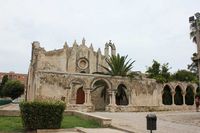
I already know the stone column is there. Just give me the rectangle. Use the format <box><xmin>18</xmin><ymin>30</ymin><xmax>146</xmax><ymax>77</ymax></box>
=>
<box><xmin>128</xmin><ymin>93</ymin><xmax>132</xmax><ymax>105</ymax></box>
<box><xmin>172</xmin><ymin>91</ymin><xmax>175</xmax><ymax>105</ymax></box>
<box><xmin>108</xmin><ymin>91</ymin><xmax>112</xmax><ymax>105</ymax></box>
<box><xmin>111</xmin><ymin>91</ymin><xmax>116</xmax><ymax>105</ymax></box>
<box><xmin>108</xmin><ymin>90</ymin><xmax>116</xmax><ymax>106</ymax></box>
<box><xmin>106</xmin><ymin>90</ymin><xmax>116</xmax><ymax>112</ymax></box>
<box><xmin>182</xmin><ymin>92</ymin><xmax>186</xmax><ymax>105</ymax></box>
<box><xmin>65</xmin><ymin>86</ymin><xmax>70</xmax><ymax>105</ymax></box>
<box><xmin>84</xmin><ymin>88</ymin><xmax>92</xmax><ymax>105</ymax></box>
<box><xmin>127</xmin><ymin>90</ymin><xmax>132</xmax><ymax>105</ymax></box>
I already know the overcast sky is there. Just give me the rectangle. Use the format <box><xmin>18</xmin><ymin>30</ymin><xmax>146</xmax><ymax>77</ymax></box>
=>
<box><xmin>0</xmin><ymin>0</ymin><xmax>199</xmax><ymax>74</ymax></box>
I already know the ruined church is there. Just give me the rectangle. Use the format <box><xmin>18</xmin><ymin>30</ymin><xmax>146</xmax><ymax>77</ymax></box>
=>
<box><xmin>26</xmin><ymin>39</ymin><xmax>197</xmax><ymax>112</ymax></box>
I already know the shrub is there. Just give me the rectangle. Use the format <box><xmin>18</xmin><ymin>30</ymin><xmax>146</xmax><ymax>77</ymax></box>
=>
<box><xmin>2</xmin><ymin>80</ymin><xmax>24</xmax><ymax>100</ymax></box>
<box><xmin>19</xmin><ymin>100</ymin><xmax>66</xmax><ymax>130</ymax></box>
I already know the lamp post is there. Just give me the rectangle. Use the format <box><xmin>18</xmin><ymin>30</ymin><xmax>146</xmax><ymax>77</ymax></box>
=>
<box><xmin>189</xmin><ymin>12</ymin><xmax>200</xmax><ymax>89</ymax></box>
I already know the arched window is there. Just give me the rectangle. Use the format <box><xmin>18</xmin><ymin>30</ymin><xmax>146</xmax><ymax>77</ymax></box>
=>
<box><xmin>185</xmin><ymin>86</ymin><xmax>194</xmax><ymax>105</ymax></box>
<box><xmin>162</xmin><ymin>85</ymin><xmax>172</xmax><ymax>105</ymax></box>
<box><xmin>116</xmin><ymin>84</ymin><xmax>128</xmax><ymax>105</ymax></box>
<box><xmin>174</xmin><ymin>86</ymin><xmax>183</xmax><ymax>105</ymax></box>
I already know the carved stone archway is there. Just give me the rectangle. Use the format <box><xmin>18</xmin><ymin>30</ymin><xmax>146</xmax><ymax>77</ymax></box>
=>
<box><xmin>90</xmin><ymin>78</ymin><xmax>112</xmax><ymax>111</ymax></box>
<box><xmin>116</xmin><ymin>84</ymin><xmax>129</xmax><ymax>105</ymax></box>
<box><xmin>162</xmin><ymin>84</ymin><xmax>172</xmax><ymax>105</ymax></box>
<box><xmin>174</xmin><ymin>85</ymin><xmax>183</xmax><ymax>105</ymax></box>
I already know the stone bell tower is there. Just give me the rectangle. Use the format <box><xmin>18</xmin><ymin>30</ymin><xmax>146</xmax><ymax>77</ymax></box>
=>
<box><xmin>104</xmin><ymin>40</ymin><xmax>116</xmax><ymax>58</ymax></box>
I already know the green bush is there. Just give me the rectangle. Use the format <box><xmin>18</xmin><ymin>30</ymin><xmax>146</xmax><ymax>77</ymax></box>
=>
<box><xmin>2</xmin><ymin>80</ymin><xmax>24</xmax><ymax>100</ymax></box>
<box><xmin>19</xmin><ymin>100</ymin><xmax>66</xmax><ymax>130</ymax></box>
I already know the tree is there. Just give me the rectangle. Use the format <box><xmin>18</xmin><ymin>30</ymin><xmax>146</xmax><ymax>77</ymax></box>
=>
<box><xmin>188</xmin><ymin>53</ymin><xmax>198</xmax><ymax>74</ymax></box>
<box><xmin>94</xmin><ymin>54</ymin><xmax>135</xmax><ymax>102</ymax></box>
<box><xmin>2</xmin><ymin>80</ymin><xmax>24</xmax><ymax>100</ymax></box>
<box><xmin>146</xmin><ymin>60</ymin><xmax>160</xmax><ymax>78</ymax></box>
<box><xmin>0</xmin><ymin>75</ymin><xmax>8</xmax><ymax>97</ymax></box>
<box><xmin>172</xmin><ymin>69</ymin><xmax>198</xmax><ymax>83</ymax></box>
<box><xmin>161</xmin><ymin>63</ymin><xmax>171</xmax><ymax>79</ymax></box>
<box><xmin>101</xmin><ymin>54</ymin><xmax>135</xmax><ymax>77</ymax></box>
<box><xmin>146</xmin><ymin>60</ymin><xmax>171</xmax><ymax>83</ymax></box>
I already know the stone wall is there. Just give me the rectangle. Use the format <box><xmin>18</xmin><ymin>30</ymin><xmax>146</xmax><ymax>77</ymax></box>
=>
<box><xmin>26</xmin><ymin>40</ymin><xmax>198</xmax><ymax>112</ymax></box>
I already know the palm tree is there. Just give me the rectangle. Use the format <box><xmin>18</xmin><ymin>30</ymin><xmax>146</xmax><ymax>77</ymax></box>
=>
<box><xmin>190</xmin><ymin>14</ymin><xmax>200</xmax><ymax>89</ymax></box>
<box><xmin>101</xmin><ymin>53</ymin><xmax>135</xmax><ymax>77</ymax></box>
<box><xmin>93</xmin><ymin>54</ymin><xmax>135</xmax><ymax>103</ymax></box>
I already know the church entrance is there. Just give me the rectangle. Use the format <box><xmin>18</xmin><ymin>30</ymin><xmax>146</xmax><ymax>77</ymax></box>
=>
<box><xmin>76</xmin><ymin>87</ymin><xmax>85</xmax><ymax>104</ymax></box>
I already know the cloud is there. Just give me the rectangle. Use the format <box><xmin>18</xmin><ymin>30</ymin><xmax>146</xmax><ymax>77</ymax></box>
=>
<box><xmin>0</xmin><ymin>0</ymin><xmax>199</xmax><ymax>73</ymax></box>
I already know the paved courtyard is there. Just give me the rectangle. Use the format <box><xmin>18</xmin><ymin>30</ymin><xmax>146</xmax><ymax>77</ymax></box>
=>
<box><xmin>91</xmin><ymin>111</ymin><xmax>200</xmax><ymax>133</ymax></box>
<box><xmin>1</xmin><ymin>104</ymin><xmax>200</xmax><ymax>133</ymax></box>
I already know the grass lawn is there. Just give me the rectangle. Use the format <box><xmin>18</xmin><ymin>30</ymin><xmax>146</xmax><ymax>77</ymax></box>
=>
<box><xmin>0</xmin><ymin>115</ymin><xmax>100</xmax><ymax>132</ymax></box>
<box><xmin>0</xmin><ymin>116</ymin><xmax>23</xmax><ymax>132</ymax></box>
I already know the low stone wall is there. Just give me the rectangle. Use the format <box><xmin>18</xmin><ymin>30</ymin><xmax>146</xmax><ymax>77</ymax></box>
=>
<box><xmin>106</xmin><ymin>105</ymin><xmax>196</xmax><ymax>112</ymax></box>
<box><xmin>0</xmin><ymin>110</ymin><xmax>20</xmax><ymax>116</ymax></box>
<box><xmin>66</xmin><ymin>104</ymin><xmax>94</xmax><ymax>112</ymax></box>
<box><xmin>0</xmin><ymin>103</ymin><xmax>20</xmax><ymax>116</ymax></box>
<box><xmin>64</xmin><ymin>110</ymin><xmax>111</xmax><ymax>127</ymax></box>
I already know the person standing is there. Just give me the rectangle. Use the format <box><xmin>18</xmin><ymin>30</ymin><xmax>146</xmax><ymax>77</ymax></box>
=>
<box><xmin>195</xmin><ymin>96</ymin><xmax>200</xmax><ymax>112</ymax></box>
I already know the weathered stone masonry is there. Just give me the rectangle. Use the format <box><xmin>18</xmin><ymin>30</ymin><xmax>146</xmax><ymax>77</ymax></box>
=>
<box><xmin>26</xmin><ymin>39</ymin><xmax>197</xmax><ymax>112</ymax></box>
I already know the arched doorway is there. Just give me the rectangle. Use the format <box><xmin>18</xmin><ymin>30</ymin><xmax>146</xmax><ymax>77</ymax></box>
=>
<box><xmin>69</xmin><ymin>78</ymin><xmax>85</xmax><ymax>104</ymax></box>
<box><xmin>185</xmin><ymin>86</ymin><xmax>194</xmax><ymax>105</ymax></box>
<box><xmin>174</xmin><ymin>86</ymin><xmax>183</xmax><ymax>105</ymax></box>
<box><xmin>76</xmin><ymin>87</ymin><xmax>85</xmax><ymax>104</ymax></box>
<box><xmin>116</xmin><ymin>84</ymin><xmax>128</xmax><ymax>105</ymax></box>
<box><xmin>91</xmin><ymin>79</ymin><xmax>110</xmax><ymax>111</ymax></box>
<box><xmin>162</xmin><ymin>85</ymin><xmax>172</xmax><ymax>105</ymax></box>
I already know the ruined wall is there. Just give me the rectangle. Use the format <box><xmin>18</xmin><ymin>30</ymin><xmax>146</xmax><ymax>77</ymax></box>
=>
<box><xmin>27</xmin><ymin>39</ymin><xmax>108</xmax><ymax>101</ymax></box>
<box><xmin>131</xmin><ymin>79</ymin><xmax>163</xmax><ymax>106</ymax></box>
<box><xmin>27</xmin><ymin>40</ymin><xmax>197</xmax><ymax>112</ymax></box>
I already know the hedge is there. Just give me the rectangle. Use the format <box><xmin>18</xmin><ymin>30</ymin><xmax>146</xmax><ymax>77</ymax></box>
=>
<box><xmin>19</xmin><ymin>100</ymin><xmax>66</xmax><ymax>130</ymax></box>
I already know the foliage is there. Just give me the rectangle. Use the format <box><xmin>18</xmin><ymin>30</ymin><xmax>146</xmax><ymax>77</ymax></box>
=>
<box><xmin>19</xmin><ymin>100</ymin><xmax>66</xmax><ymax>130</ymax></box>
<box><xmin>146</xmin><ymin>60</ymin><xmax>198</xmax><ymax>83</ymax></box>
<box><xmin>94</xmin><ymin>54</ymin><xmax>135</xmax><ymax>102</ymax></box>
<box><xmin>101</xmin><ymin>54</ymin><xmax>135</xmax><ymax>77</ymax></box>
<box><xmin>0</xmin><ymin>75</ymin><xmax>8</xmax><ymax>97</ymax></box>
<box><xmin>161</xmin><ymin>63</ymin><xmax>171</xmax><ymax>80</ymax></box>
<box><xmin>146</xmin><ymin>60</ymin><xmax>161</xmax><ymax>78</ymax></box>
<box><xmin>2</xmin><ymin>80</ymin><xmax>24</xmax><ymax>100</ymax></box>
<box><xmin>146</xmin><ymin>60</ymin><xmax>171</xmax><ymax>83</ymax></box>
<box><xmin>172</xmin><ymin>70</ymin><xmax>198</xmax><ymax>83</ymax></box>
<box><xmin>188</xmin><ymin>53</ymin><xmax>198</xmax><ymax>74</ymax></box>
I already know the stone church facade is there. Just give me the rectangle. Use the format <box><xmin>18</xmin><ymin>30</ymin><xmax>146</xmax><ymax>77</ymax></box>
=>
<box><xmin>26</xmin><ymin>39</ymin><xmax>198</xmax><ymax>112</ymax></box>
